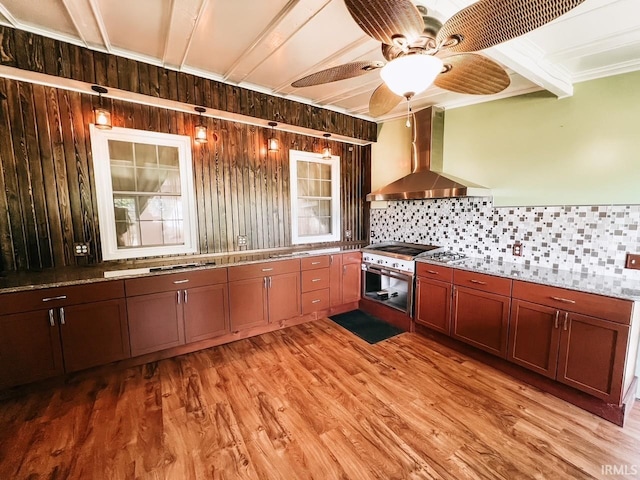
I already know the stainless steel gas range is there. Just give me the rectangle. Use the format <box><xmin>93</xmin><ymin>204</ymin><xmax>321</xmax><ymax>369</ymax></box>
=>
<box><xmin>361</xmin><ymin>242</ymin><xmax>469</xmax><ymax>316</ymax></box>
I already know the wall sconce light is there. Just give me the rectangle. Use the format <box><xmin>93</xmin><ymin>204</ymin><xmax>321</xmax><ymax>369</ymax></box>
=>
<box><xmin>194</xmin><ymin>107</ymin><xmax>207</xmax><ymax>144</ymax></box>
<box><xmin>322</xmin><ymin>133</ymin><xmax>332</xmax><ymax>159</ymax></box>
<box><xmin>267</xmin><ymin>122</ymin><xmax>279</xmax><ymax>152</ymax></box>
<box><xmin>91</xmin><ymin>85</ymin><xmax>111</xmax><ymax>129</ymax></box>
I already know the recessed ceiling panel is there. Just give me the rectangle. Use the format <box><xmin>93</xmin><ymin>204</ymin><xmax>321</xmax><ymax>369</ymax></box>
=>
<box><xmin>185</xmin><ymin>0</ymin><xmax>292</xmax><ymax>75</ymax></box>
<box><xmin>96</xmin><ymin>0</ymin><xmax>171</xmax><ymax>59</ymax></box>
<box><xmin>1</xmin><ymin>0</ymin><xmax>77</xmax><ymax>37</ymax></box>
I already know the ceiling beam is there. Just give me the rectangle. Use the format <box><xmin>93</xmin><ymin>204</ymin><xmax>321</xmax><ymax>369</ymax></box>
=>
<box><xmin>61</xmin><ymin>0</ymin><xmax>106</xmax><ymax>48</ymax></box>
<box><xmin>162</xmin><ymin>0</ymin><xmax>208</xmax><ymax>69</ymax></box>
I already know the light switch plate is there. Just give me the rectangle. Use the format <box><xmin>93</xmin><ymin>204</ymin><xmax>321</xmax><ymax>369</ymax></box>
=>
<box><xmin>625</xmin><ymin>253</ymin><xmax>640</xmax><ymax>270</ymax></box>
<box><xmin>73</xmin><ymin>243</ymin><xmax>89</xmax><ymax>256</ymax></box>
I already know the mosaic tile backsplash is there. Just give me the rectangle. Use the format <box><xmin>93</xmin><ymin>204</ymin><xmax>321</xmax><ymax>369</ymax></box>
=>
<box><xmin>370</xmin><ymin>198</ymin><xmax>640</xmax><ymax>278</ymax></box>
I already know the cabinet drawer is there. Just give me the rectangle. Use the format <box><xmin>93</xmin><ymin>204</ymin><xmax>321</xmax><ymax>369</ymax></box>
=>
<box><xmin>416</xmin><ymin>262</ymin><xmax>453</xmax><ymax>282</ymax></box>
<box><xmin>512</xmin><ymin>280</ymin><xmax>633</xmax><ymax>325</ymax></box>
<box><xmin>302</xmin><ymin>289</ymin><xmax>330</xmax><ymax>314</ymax></box>
<box><xmin>301</xmin><ymin>255</ymin><xmax>330</xmax><ymax>270</ymax></box>
<box><xmin>454</xmin><ymin>270</ymin><xmax>512</xmax><ymax>297</ymax></box>
<box><xmin>342</xmin><ymin>252</ymin><xmax>362</xmax><ymax>265</ymax></box>
<box><xmin>125</xmin><ymin>268</ymin><xmax>228</xmax><ymax>297</ymax></box>
<box><xmin>0</xmin><ymin>281</ymin><xmax>125</xmax><ymax>316</ymax></box>
<box><xmin>228</xmin><ymin>259</ymin><xmax>300</xmax><ymax>281</ymax></box>
<box><xmin>301</xmin><ymin>268</ymin><xmax>330</xmax><ymax>292</ymax></box>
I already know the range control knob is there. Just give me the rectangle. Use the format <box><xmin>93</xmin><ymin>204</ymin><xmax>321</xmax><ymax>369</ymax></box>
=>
<box><xmin>392</xmin><ymin>263</ymin><xmax>399</xmax><ymax>268</ymax></box>
<box><xmin>377</xmin><ymin>259</ymin><xmax>384</xmax><ymax>264</ymax></box>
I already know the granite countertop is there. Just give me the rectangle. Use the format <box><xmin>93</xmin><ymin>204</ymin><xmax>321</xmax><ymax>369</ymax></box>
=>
<box><xmin>417</xmin><ymin>257</ymin><xmax>640</xmax><ymax>302</ymax></box>
<box><xmin>0</xmin><ymin>243</ymin><xmax>365</xmax><ymax>294</ymax></box>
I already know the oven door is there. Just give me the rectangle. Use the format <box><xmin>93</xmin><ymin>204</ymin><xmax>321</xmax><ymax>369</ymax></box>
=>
<box><xmin>362</xmin><ymin>263</ymin><xmax>414</xmax><ymax>316</ymax></box>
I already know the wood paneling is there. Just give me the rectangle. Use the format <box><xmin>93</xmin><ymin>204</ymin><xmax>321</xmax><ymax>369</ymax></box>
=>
<box><xmin>0</xmin><ymin>77</ymin><xmax>371</xmax><ymax>271</ymax></box>
<box><xmin>0</xmin><ymin>26</ymin><xmax>376</xmax><ymax>142</ymax></box>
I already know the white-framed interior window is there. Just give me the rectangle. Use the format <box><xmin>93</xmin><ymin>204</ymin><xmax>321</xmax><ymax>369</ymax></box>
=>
<box><xmin>290</xmin><ymin>149</ymin><xmax>341</xmax><ymax>244</ymax></box>
<box><xmin>90</xmin><ymin>125</ymin><xmax>198</xmax><ymax>260</ymax></box>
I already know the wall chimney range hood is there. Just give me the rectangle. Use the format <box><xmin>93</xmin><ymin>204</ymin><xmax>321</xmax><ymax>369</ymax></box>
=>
<box><xmin>366</xmin><ymin>107</ymin><xmax>490</xmax><ymax>201</ymax></box>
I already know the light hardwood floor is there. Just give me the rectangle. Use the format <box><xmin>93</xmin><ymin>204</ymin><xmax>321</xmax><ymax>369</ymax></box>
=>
<box><xmin>1</xmin><ymin>317</ymin><xmax>640</xmax><ymax>479</ymax></box>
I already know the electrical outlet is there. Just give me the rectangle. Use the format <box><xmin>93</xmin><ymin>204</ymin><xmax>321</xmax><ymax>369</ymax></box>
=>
<box><xmin>345</xmin><ymin>230</ymin><xmax>352</xmax><ymax>240</ymax></box>
<box><xmin>237</xmin><ymin>235</ymin><xmax>248</xmax><ymax>246</ymax></box>
<box><xmin>625</xmin><ymin>253</ymin><xmax>640</xmax><ymax>270</ymax></box>
<box><xmin>74</xmin><ymin>243</ymin><xmax>89</xmax><ymax>257</ymax></box>
<box><xmin>512</xmin><ymin>241</ymin><xmax>523</xmax><ymax>257</ymax></box>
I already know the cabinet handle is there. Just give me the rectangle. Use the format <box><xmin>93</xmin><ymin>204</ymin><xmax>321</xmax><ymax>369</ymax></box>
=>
<box><xmin>262</xmin><ymin>268</ymin><xmax>274</xmax><ymax>272</ymax></box>
<box><xmin>312</xmin><ymin>299</ymin><xmax>321</xmax><ymax>304</ymax></box>
<box><xmin>426</xmin><ymin>270</ymin><xmax>439</xmax><ymax>275</ymax></box>
<box><xmin>177</xmin><ymin>290</ymin><xmax>181</xmax><ymax>304</ymax></box>
<box><xmin>343</xmin><ymin>265</ymin><xmax>346</xmax><ymax>273</ymax></box>
<box><xmin>184</xmin><ymin>289</ymin><xmax>188</xmax><ymax>303</ymax></box>
<box><xmin>554</xmin><ymin>310</ymin><xmax>560</xmax><ymax>329</ymax></box>
<box><xmin>173</xmin><ymin>279</ymin><xmax>189</xmax><ymax>284</ymax></box>
<box><xmin>469</xmin><ymin>279</ymin><xmax>487</xmax><ymax>285</ymax></box>
<box><xmin>268</xmin><ymin>277</ymin><xmax>272</xmax><ymax>288</ymax></box>
<box><xmin>330</xmin><ymin>255</ymin><xmax>333</xmax><ymax>265</ymax></box>
<box><xmin>59</xmin><ymin>307</ymin><xmax>65</xmax><ymax>325</ymax></box>
<box><xmin>48</xmin><ymin>309</ymin><xmax>55</xmax><ymax>327</ymax></box>
<box><xmin>550</xmin><ymin>296</ymin><xmax>576</xmax><ymax>304</ymax></box>
<box><xmin>42</xmin><ymin>295</ymin><xmax>67</xmax><ymax>302</ymax></box>
<box><xmin>563</xmin><ymin>312</ymin><xmax>569</xmax><ymax>331</ymax></box>
<box><xmin>311</xmin><ymin>261</ymin><xmax>321</xmax><ymax>265</ymax></box>
<box><xmin>312</xmin><ymin>278</ymin><xmax>321</xmax><ymax>282</ymax></box>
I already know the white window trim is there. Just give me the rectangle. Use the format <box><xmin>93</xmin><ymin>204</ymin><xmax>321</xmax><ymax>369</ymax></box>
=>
<box><xmin>90</xmin><ymin>125</ymin><xmax>198</xmax><ymax>260</ymax></box>
<box><xmin>290</xmin><ymin>149</ymin><xmax>341</xmax><ymax>245</ymax></box>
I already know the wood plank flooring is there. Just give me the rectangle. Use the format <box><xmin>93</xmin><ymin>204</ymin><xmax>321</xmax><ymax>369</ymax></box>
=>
<box><xmin>2</xmin><ymin>318</ymin><xmax>640</xmax><ymax>479</ymax></box>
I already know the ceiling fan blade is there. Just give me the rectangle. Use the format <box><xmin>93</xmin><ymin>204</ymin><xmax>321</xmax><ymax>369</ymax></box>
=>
<box><xmin>436</xmin><ymin>0</ymin><xmax>586</xmax><ymax>53</ymax></box>
<box><xmin>435</xmin><ymin>53</ymin><xmax>510</xmax><ymax>95</ymax></box>
<box><xmin>369</xmin><ymin>83</ymin><xmax>403</xmax><ymax>117</ymax></box>
<box><xmin>291</xmin><ymin>61</ymin><xmax>384</xmax><ymax>88</ymax></box>
<box><xmin>345</xmin><ymin>0</ymin><xmax>424</xmax><ymax>46</ymax></box>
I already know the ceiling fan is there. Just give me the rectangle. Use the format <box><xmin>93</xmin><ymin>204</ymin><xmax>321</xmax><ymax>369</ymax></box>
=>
<box><xmin>290</xmin><ymin>0</ymin><xmax>586</xmax><ymax>118</ymax></box>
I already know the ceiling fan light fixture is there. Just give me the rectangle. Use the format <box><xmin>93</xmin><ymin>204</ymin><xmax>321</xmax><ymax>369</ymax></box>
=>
<box><xmin>380</xmin><ymin>54</ymin><xmax>443</xmax><ymax>98</ymax></box>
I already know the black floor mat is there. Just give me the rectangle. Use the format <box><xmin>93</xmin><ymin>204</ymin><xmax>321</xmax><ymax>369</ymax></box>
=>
<box><xmin>329</xmin><ymin>310</ymin><xmax>404</xmax><ymax>344</ymax></box>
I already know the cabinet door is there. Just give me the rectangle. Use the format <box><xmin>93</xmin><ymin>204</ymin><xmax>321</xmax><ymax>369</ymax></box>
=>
<box><xmin>342</xmin><ymin>263</ymin><xmax>361</xmax><ymax>304</ymax></box>
<box><xmin>415</xmin><ymin>277</ymin><xmax>452</xmax><ymax>335</ymax></box>
<box><xmin>557</xmin><ymin>312</ymin><xmax>629</xmax><ymax>403</ymax></box>
<box><xmin>184</xmin><ymin>283</ymin><xmax>230</xmax><ymax>343</ymax></box>
<box><xmin>268</xmin><ymin>272</ymin><xmax>301</xmax><ymax>323</ymax></box>
<box><xmin>0</xmin><ymin>310</ymin><xmax>64</xmax><ymax>387</ymax></box>
<box><xmin>60</xmin><ymin>299</ymin><xmax>130</xmax><ymax>372</ymax></box>
<box><xmin>127</xmin><ymin>291</ymin><xmax>185</xmax><ymax>356</ymax></box>
<box><xmin>229</xmin><ymin>278</ymin><xmax>268</xmax><ymax>331</ymax></box>
<box><xmin>452</xmin><ymin>286</ymin><xmax>511</xmax><ymax>358</ymax></box>
<box><xmin>329</xmin><ymin>254</ymin><xmax>343</xmax><ymax>307</ymax></box>
<box><xmin>507</xmin><ymin>300</ymin><xmax>561</xmax><ymax>379</ymax></box>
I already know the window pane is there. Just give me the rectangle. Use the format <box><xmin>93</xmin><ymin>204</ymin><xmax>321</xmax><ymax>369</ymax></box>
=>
<box><xmin>113</xmin><ymin>196</ymin><xmax>140</xmax><ymax>247</ymax></box>
<box><xmin>297</xmin><ymin>179</ymin><xmax>308</xmax><ymax>196</ymax></box>
<box><xmin>308</xmin><ymin>179</ymin><xmax>322</xmax><ymax>197</ymax></box>
<box><xmin>140</xmin><ymin>221</ymin><xmax>164</xmax><ymax>246</ymax></box>
<box><xmin>319</xmin><ymin>200</ymin><xmax>331</xmax><ymax>216</ymax></box>
<box><xmin>108</xmin><ymin>140</ymin><xmax>134</xmax><ymax>165</ymax></box>
<box><xmin>163</xmin><ymin>220</ymin><xmax>183</xmax><ymax>244</ymax></box>
<box><xmin>309</xmin><ymin>162</ymin><xmax>321</xmax><ymax>180</ymax></box>
<box><xmin>135</xmin><ymin>143</ymin><xmax>157</xmax><ymax>166</ymax></box>
<box><xmin>159</xmin><ymin>169</ymin><xmax>181</xmax><ymax>194</ymax></box>
<box><xmin>320</xmin><ymin>164</ymin><xmax>331</xmax><ymax>180</ymax></box>
<box><xmin>161</xmin><ymin>197</ymin><xmax>182</xmax><ymax>221</ymax></box>
<box><xmin>321</xmin><ymin>180</ymin><xmax>331</xmax><ymax>197</ymax></box>
<box><xmin>136</xmin><ymin>167</ymin><xmax>160</xmax><ymax>192</ymax></box>
<box><xmin>318</xmin><ymin>217</ymin><xmax>331</xmax><ymax>235</ymax></box>
<box><xmin>111</xmin><ymin>166</ymin><xmax>135</xmax><ymax>191</ymax></box>
<box><xmin>138</xmin><ymin>196</ymin><xmax>162</xmax><ymax>221</ymax></box>
<box><xmin>298</xmin><ymin>161</ymin><xmax>309</xmax><ymax>179</ymax></box>
<box><xmin>158</xmin><ymin>146</ymin><xmax>179</xmax><ymax>167</ymax></box>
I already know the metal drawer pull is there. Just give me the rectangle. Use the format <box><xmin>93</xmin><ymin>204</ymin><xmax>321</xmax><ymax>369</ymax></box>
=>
<box><xmin>469</xmin><ymin>279</ymin><xmax>487</xmax><ymax>285</ymax></box>
<box><xmin>173</xmin><ymin>279</ymin><xmax>189</xmax><ymax>284</ymax></box>
<box><xmin>184</xmin><ymin>290</ymin><xmax>188</xmax><ymax>303</ymax></box>
<box><xmin>563</xmin><ymin>312</ymin><xmax>569</xmax><ymax>330</ymax></box>
<box><xmin>48</xmin><ymin>309</ymin><xmax>55</xmax><ymax>327</ymax></box>
<box><xmin>312</xmin><ymin>278</ymin><xmax>321</xmax><ymax>282</ymax></box>
<box><xmin>550</xmin><ymin>296</ymin><xmax>576</xmax><ymax>304</ymax></box>
<box><xmin>262</xmin><ymin>268</ymin><xmax>274</xmax><ymax>272</ymax></box>
<box><xmin>426</xmin><ymin>270</ymin><xmax>439</xmax><ymax>275</ymax></box>
<box><xmin>59</xmin><ymin>307</ymin><xmax>65</xmax><ymax>325</ymax></box>
<box><xmin>42</xmin><ymin>295</ymin><xmax>67</xmax><ymax>302</ymax></box>
<box><xmin>312</xmin><ymin>299</ymin><xmax>321</xmax><ymax>304</ymax></box>
<box><xmin>311</xmin><ymin>261</ymin><xmax>321</xmax><ymax>265</ymax></box>
<box><xmin>177</xmin><ymin>291</ymin><xmax>181</xmax><ymax>304</ymax></box>
<box><xmin>268</xmin><ymin>277</ymin><xmax>272</xmax><ymax>288</ymax></box>
<box><xmin>554</xmin><ymin>310</ymin><xmax>560</xmax><ymax>329</ymax></box>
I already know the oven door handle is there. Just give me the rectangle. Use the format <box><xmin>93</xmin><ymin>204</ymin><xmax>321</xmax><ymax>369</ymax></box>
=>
<box><xmin>364</xmin><ymin>264</ymin><xmax>411</xmax><ymax>280</ymax></box>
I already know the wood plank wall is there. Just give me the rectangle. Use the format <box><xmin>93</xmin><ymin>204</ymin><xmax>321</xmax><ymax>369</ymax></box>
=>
<box><xmin>0</xmin><ymin>26</ymin><xmax>377</xmax><ymax>143</ymax></box>
<box><xmin>0</xmin><ymin>78</ymin><xmax>371</xmax><ymax>272</ymax></box>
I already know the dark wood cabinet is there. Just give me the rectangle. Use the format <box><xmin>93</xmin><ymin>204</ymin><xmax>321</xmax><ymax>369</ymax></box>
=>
<box><xmin>451</xmin><ymin>271</ymin><xmax>512</xmax><ymax>358</ymax></box>
<box><xmin>328</xmin><ymin>252</ymin><xmax>361</xmax><ymax>307</ymax></box>
<box><xmin>0</xmin><ymin>281</ymin><xmax>129</xmax><ymax>387</ymax></box>
<box><xmin>228</xmin><ymin>260</ymin><xmax>300</xmax><ymax>331</ymax></box>
<box><xmin>126</xmin><ymin>269</ymin><xmax>229</xmax><ymax>356</ymax></box>
<box><xmin>509</xmin><ymin>281</ymin><xmax>633</xmax><ymax>404</ymax></box>
<box><xmin>329</xmin><ymin>254</ymin><xmax>343</xmax><ymax>307</ymax></box>
<box><xmin>415</xmin><ymin>277</ymin><xmax>452</xmax><ymax>335</ymax></box>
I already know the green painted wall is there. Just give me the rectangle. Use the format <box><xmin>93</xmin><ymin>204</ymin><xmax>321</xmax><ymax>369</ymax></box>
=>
<box><xmin>443</xmin><ymin>71</ymin><xmax>640</xmax><ymax>206</ymax></box>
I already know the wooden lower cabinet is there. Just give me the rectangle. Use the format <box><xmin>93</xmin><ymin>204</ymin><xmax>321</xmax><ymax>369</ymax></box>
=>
<box><xmin>228</xmin><ymin>277</ymin><xmax>269</xmax><ymax>331</ymax></box>
<box><xmin>452</xmin><ymin>286</ymin><xmax>511</xmax><ymax>358</ymax></box>
<box><xmin>415</xmin><ymin>277</ymin><xmax>452</xmax><ymax>335</ymax></box>
<box><xmin>342</xmin><ymin>262</ymin><xmax>361</xmax><ymax>304</ymax></box>
<box><xmin>269</xmin><ymin>272</ymin><xmax>301</xmax><ymax>322</ymax></box>
<box><xmin>184</xmin><ymin>283</ymin><xmax>230</xmax><ymax>343</ymax></box>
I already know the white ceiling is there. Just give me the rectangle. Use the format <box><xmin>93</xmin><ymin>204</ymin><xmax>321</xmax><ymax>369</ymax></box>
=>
<box><xmin>0</xmin><ymin>0</ymin><xmax>638</xmax><ymax>122</ymax></box>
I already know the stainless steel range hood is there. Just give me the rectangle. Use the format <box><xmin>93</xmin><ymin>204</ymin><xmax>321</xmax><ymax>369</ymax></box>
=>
<box><xmin>366</xmin><ymin>107</ymin><xmax>490</xmax><ymax>201</ymax></box>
